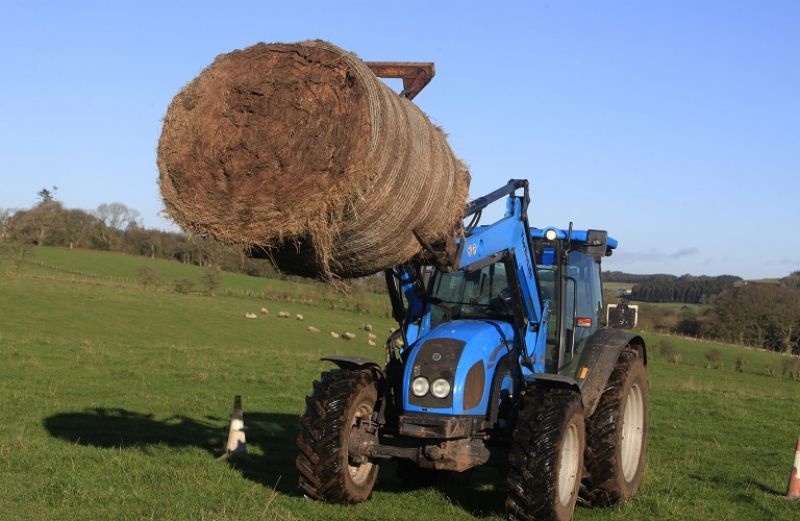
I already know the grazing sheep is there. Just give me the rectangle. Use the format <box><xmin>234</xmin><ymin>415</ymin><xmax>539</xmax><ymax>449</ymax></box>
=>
<box><xmin>278</xmin><ymin>311</ymin><xmax>290</xmax><ymax>318</ymax></box>
<box><xmin>330</xmin><ymin>331</ymin><xmax>340</xmax><ymax>338</ymax></box>
<box><xmin>295</xmin><ymin>314</ymin><xmax>304</xmax><ymax>321</ymax></box>
<box><xmin>244</xmin><ymin>312</ymin><xmax>258</xmax><ymax>319</ymax></box>
<box><xmin>368</xmin><ymin>333</ymin><xmax>377</xmax><ymax>340</ymax></box>
<box><xmin>362</xmin><ymin>323</ymin><xmax>373</xmax><ymax>332</ymax></box>
<box><xmin>368</xmin><ymin>339</ymin><xmax>377</xmax><ymax>347</ymax></box>
<box><xmin>389</xmin><ymin>327</ymin><xmax>397</xmax><ymax>334</ymax></box>
<box><xmin>260</xmin><ymin>307</ymin><xmax>269</xmax><ymax>315</ymax></box>
<box><xmin>307</xmin><ymin>326</ymin><xmax>320</xmax><ymax>333</ymax></box>
<box><xmin>342</xmin><ymin>332</ymin><xmax>356</xmax><ymax>340</ymax></box>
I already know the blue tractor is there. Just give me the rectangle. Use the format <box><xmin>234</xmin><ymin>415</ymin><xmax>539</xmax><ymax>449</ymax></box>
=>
<box><xmin>296</xmin><ymin>180</ymin><xmax>649</xmax><ymax>521</ymax></box>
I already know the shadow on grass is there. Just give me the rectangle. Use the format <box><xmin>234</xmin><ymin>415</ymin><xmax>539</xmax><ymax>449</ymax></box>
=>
<box><xmin>43</xmin><ymin>408</ymin><xmax>507</xmax><ymax>517</ymax></box>
<box><xmin>43</xmin><ymin>408</ymin><xmax>303</xmax><ymax>497</ymax></box>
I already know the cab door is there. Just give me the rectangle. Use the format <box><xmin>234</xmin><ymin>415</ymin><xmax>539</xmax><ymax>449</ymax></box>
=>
<box><xmin>560</xmin><ymin>250</ymin><xmax>603</xmax><ymax>378</ymax></box>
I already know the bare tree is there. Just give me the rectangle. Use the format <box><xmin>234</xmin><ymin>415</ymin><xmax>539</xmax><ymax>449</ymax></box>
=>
<box><xmin>95</xmin><ymin>203</ymin><xmax>141</xmax><ymax>231</ymax></box>
<box><xmin>0</xmin><ymin>208</ymin><xmax>13</xmax><ymax>241</ymax></box>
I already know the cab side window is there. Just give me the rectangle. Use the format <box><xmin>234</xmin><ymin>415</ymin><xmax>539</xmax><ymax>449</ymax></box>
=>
<box><xmin>561</xmin><ymin>251</ymin><xmax>603</xmax><ymax>376</ymax></box>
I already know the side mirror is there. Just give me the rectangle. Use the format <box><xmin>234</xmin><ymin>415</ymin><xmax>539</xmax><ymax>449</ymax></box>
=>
<box><xmin>582</xmin><ymin>229</ymin><xmax>608</xmax><ymax>257</ymax></box>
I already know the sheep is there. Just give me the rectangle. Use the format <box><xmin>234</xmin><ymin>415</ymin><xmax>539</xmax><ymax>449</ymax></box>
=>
<box><xmin>244</xmin><ymin>312</ymin><xmax>258</xmax><ymax>319</ymax></box>
<box><xmin>295</xmin><ymin>314</ymin><xmax>304</xmax><ymax>321</ymax></box>
<box><xmin>307</xmin><ymin>326</ymin><xmax>320</xmax><ymax>333</ymax></box>
<box><xmin>278</xmin><ymin>311</ymin><xmax>290</xmax><ymax>318</ymax></box>
<box><xmin>342</xmin><ymin>332</ymin><xmax>356</xmax><ymax>340</ymax></box>
<box><xmin>260</xmin><ymin>307</ymin><xmax>269</xmax><ymax>315</ymax></box>
<box><xmin>330</xmin><ymin>331</ymin><xmax>340</xmax><ymax>338</ymax></box>
<box><xmin>368</xmin><ymin>339</ymin><xmax>377</xmax><ymax>347</ymax></box>
<box><xmin>368</xmin><ymin>333</ymin><xmax>377</xmax><ymax>340</ymax></box>
<box><xmin>362</xmin><ymin>323</ymin><xmax>373</xmax><ymax>332</ymax></box>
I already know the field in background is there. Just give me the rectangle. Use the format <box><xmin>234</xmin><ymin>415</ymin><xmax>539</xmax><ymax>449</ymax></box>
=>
<box><xmin>13</xmin><ymin>246</ymin><xmax>387</xmax><ymax>312</ymax></box>
<box><xmin>1</xmin><ymin>247</ymin><xmax>799</xmax><ymax>520</ymax></box>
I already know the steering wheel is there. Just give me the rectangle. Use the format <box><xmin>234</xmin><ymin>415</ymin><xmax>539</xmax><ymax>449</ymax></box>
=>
<box><xmin>489</xmin><ymin>288</ymin><xmax>513</xmax><ymax>314</ymax></box>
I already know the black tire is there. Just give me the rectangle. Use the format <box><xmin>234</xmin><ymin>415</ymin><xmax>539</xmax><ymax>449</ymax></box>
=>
<box><xmin>296</xmin><ymin>369</ymin><xmax>380</xmax><ymax>503</ymax></box>
<box><xmin>583</xmin><ymin>345</ymin><xmax>649</xmax><ymax>506</ymax></box>
<box><xmin>506</xmin><ymin>387</ymin><xmax>585</xmax><ymax>521</ymax></box>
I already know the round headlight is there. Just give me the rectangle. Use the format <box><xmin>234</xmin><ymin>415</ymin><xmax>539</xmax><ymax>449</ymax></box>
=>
<box><xmin>545</xmin><ymin>229</ymin><xmax>558</xmax><ymax>241</ymax></box>
<box><xmin>411</xmin><ymin>377</ymin><xmax>429</xmax><ymax>397</ymax></box>
<box><xmin>431</xmin><ymin>378</ymin><xmax>451</xmax><ymax>398</ymax></box>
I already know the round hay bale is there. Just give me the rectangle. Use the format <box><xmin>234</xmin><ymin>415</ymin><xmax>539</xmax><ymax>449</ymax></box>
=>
<box><xmin>158</xmin><ymin>40</ymin><xmax>469</xmax><ymax>279</ymax></box>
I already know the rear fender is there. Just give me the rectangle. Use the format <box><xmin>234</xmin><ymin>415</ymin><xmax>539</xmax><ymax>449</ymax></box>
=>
<box><xmin>575</xmin><ymin>329</ymin><xmax>646</xmax><ymax>415</ymax></box>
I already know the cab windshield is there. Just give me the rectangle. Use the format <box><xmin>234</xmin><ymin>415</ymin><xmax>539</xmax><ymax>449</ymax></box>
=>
<box><xmin>429</xmin><ymin>261</ymin><xmax>512</xmax><ymax>326</ymax></box>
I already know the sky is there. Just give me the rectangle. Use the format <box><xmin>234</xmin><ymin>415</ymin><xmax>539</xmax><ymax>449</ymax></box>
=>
<box><xmin>1</xmin><ymin>1</ymin><xmax>798</xmax><ymax>279</ymax></box>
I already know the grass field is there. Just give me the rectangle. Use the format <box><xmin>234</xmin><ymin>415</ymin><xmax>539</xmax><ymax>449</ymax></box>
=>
<box><xmin>1</xmin><ymin>247</ymin><xmax>799</xmax><ymax>520</ymax></box>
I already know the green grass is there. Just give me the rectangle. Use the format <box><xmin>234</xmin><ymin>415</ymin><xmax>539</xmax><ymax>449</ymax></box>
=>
<box><xmin>1</xmin><ymin>249</ymin><xmax>799</xmax><ymax>520</ymax></box>
<box><xmin>28</xmin><ymin>245</ymin><xmax>322</xmax><ymax>293</ymax></box>
<box><xmin>13</xmin><ymin>245</ymin><xmax>387</xmax><ymax>312</ymax></box>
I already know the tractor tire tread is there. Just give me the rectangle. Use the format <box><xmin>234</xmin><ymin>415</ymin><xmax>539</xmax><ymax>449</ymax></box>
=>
<box><xmin>506</xmin><ymin>387</ymin><xmax>584</xmax><ymax>521</ymax></box>
<box><xmin>582</xmin><ymin>345</ymin><xmax>649</xmax><ymax>507</ymax></box>
<box><xmin>295</xmin><ymin>369</ymin><xmax>379</xmax><ymax>503</ymax></box>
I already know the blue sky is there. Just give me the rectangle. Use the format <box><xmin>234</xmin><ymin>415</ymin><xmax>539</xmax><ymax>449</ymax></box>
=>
<box><xmin>1</xmin><ymin>1</ymin><xmax>798</xmax><ymax>279</ymax></box>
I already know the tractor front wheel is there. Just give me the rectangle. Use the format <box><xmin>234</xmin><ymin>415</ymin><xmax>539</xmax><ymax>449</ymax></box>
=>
<box><xmin>296</xmin><ymin>369</ymin><xmax>380</xmax><ymax>503</ymax></box>
<box><xmin>583</xmin><ymin>345</ymin><xmax>649</xmax><ymax>506</ymax></box>
<box><xmin>506</xmin><ymin>387</ymin><xmax>585</xmax><ymax>521</ymax></box>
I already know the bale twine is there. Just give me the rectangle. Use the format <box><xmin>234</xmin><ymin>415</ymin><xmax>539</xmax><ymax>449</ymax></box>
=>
<box><xmin>158</xmin><ymin>40</ymin><xmax>470</xmax><ymax>279</ymax></box>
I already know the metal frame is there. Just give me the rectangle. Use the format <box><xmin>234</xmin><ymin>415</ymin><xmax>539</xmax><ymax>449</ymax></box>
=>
<box><xmin>365</xmin><ymin>62</ymin><xmax>435</xmax><ymax>100</ymax></box>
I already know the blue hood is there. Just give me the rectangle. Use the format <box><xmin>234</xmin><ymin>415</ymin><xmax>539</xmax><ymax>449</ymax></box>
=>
<box><xmin>403</xmin><ymin>319</ymin><xmax>516</xmax><ymax>416</ymax></box>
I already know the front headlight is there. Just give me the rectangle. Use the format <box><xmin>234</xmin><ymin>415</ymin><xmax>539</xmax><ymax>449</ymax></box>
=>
<box><xmin>411</xmin><ymin>377</ymin><xmax>430</xmax><ymax>397</ymax></box>
<box><xmin>431</xmin><ymin>378</ymin><xmax>451</xmax><ymax>398</ymax></box>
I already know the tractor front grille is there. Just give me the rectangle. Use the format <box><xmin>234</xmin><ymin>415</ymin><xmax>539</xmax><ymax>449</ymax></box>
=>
<box><xmin>408</xmin><ymin>338</ymin><xmax>465</xmax><ymax>409</ymax></box>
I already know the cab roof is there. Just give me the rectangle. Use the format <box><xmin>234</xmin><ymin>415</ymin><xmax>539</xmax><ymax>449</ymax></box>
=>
<box><xmin>530</xmin><ymin>228</ymin><xmax>618</xmax><ymax>250</ymax></box>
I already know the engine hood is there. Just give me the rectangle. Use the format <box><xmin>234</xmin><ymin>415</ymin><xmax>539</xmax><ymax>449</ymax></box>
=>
<box><xmin>403</xmin><ymin>319</ymin><xmax>516</xmax><ymax>415</ymax></box>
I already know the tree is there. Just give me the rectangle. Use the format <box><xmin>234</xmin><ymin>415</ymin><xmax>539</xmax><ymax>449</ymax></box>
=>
<box><xmin>706</xmin><ymin>284</ymin><xmax>800</xmax><ymax>353</ymax></box>
<box><xmin>780</xmin><ymin>271</ymin><xmax>800</xmax><ymax>293</ymax></box>
<box><xmin>95</xmin><ymin>202</ymin><xmax>141</xmax><ymax>231</ymax></box>
<box><xmin>0</xmin><ymin>208</ymin><xmax>14</xmax><ymax>241</ymax></box>
<box><xmin>6</xmin><ymin>200</ymin><xmax>65</xmax><ymax>245</ymax></box>
<box><xmin>37</xmin><ymin>186</ymin><xmax>58</xmax><ymax>205</ymax></box>
<box><xmin>200</xmin><ymin>266</ymin><xmax>222</xmax><ymax>294</ymax></box>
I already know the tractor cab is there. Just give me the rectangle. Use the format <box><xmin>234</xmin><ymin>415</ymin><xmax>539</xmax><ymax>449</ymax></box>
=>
<box><xmin>530</xmin><ymin>228</ymin><xmax>617</xmax><ymax>378</ymax></box>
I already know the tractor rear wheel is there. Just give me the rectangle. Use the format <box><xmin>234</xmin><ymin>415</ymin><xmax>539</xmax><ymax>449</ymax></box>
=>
<box><xmin>296</xmin><ymin>369</ymin><xmax>380</xmax><ymax>503</ymax></box>
<box><xmin>583</xmin><ymin>345</ymin><xmax>649</xmax><ymax>506</ymax></box>
<box><xmin>506</xmin><ymin>387</ymin><xmax>585</xmax><ymax>521</ymax></box>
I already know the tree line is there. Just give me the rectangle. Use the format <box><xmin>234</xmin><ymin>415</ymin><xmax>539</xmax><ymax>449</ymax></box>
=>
<box><xmin>0</xmin><ymin>195</ymin><xmax>280</xmax><ymax>278</ymax></box>
<box><xmin>604</xmin><ymin>271</ymin><xmax>743</xmax><ymax>304</ymax></box>
<box><xmin>632</xmin><ymin>274</ymin><xmax>800</xmax><ymax>355</ymax></box>
<box><xmin>704</xmin><ymin>282</ymin><xmax>800</xmax><ymax>353</ymax></box>
<box><xmin>629</xmin><ymin>274</ymin><xmax>742</xmax><ymax>304</ymax></box>
<box><xmin>0</xmin><ymin>193</ymin><xmax>388</xmax><ymax>293</ymax></box>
